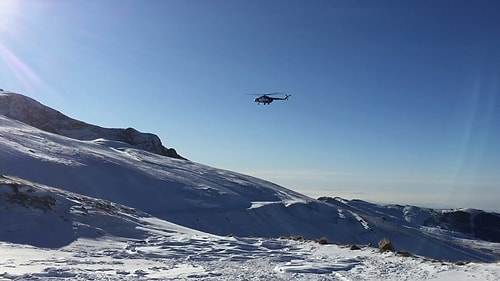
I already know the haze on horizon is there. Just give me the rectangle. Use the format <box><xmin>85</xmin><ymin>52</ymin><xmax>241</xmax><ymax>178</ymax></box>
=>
<box><xmin>0</xmin><ymin>1</ymin><xmax>499</xmax><ymax>211</ymax></box>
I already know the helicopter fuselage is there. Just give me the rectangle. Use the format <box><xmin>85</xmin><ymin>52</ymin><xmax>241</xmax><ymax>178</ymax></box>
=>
<box><xmin>254</xmin><ymin>94</ymin><xmax>289</xmax><ymax>105</ymax></box>
<box><xmin>254</xmin><ymin>96</ymin><xmax>274</xmax><ymax>104</ymax></box>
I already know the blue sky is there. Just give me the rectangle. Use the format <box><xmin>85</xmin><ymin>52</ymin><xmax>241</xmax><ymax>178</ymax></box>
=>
<box><xmin>1</xmin><ymin>1</ymin><xmax>499</xmax><ymax>210</ymax></box>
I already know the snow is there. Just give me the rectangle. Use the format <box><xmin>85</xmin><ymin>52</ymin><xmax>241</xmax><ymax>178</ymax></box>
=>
<box><xmin>1</xmin><ymin>230</ymin><xmax>499</xmax><ymax>280</ymax></box>
<box><xmin>0</xmin><ymin>94</ymin><xmax>499</xmax><ymax>280</ymax></box>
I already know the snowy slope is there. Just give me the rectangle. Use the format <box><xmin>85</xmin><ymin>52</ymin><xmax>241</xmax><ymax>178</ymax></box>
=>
<box><xmin>1</xmin><ymin>176</ymin><xmax>499</xmax><ymax>280</ymax></box>
<box><xmin>1</xmin><ymin>92</ymin><xmax>499</xmax><ymax>265</ymax></box>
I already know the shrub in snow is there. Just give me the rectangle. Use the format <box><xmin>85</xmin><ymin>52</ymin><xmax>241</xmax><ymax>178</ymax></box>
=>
<box><xmin>290</xmin><ymin>235</ymin><xmax>306</xmax><ymax>242</ymax></box>
<box><xmin>378</xmin><ymin>238</ymin><xmax>395</xmax><ymax>252</ymax></box>
<box><xmin>316</xmin><ymin>237</ymin><xmax>329</xmax><ymax>245</ymax></box>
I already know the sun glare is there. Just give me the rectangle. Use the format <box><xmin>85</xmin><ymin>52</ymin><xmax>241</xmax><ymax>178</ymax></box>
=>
<box><xmin>0</xmin><ymin>0</ymin><xmax>20</xmax><ymax>33</ymax></box>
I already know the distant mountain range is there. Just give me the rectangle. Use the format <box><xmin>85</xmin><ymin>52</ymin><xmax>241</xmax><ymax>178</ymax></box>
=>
<box><xmin>0</xmin><ymin>90</ymin><xmax>498</xmax><ymax>263</ymax></box>
<box><xmin>318</xmin><ymin>197</ymin><xmax>500</xmax><ymax>243</ymax></box>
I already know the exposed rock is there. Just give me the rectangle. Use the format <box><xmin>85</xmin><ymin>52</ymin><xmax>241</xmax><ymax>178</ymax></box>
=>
<box><xmin>378</xmin><ymin>238</ymin><xmax>395</xmax><ymax>252</ymax></box>
<box><xmin>0</xmin><ymin>92</ymin><xmax>185</xmax><ymax>160</ymax></box>
<box><xmin>424</xmin><ymin>209</ymin><xmax>500</xmax><ymax>243</ymax></box>
<box><xmin>443</xmin><ymin>211</ymin><xmax>472</xmax><ymax>233</ymax></box>
<box><xmin>350</xmin><ymin>244</ymin><xmax>361</xmax><ymax>250</ymax></box>
<box><xmin>473</xmin><ymin>212</ymin><xmax>500</xmax><ymax>242</ymax></box>
<box><xmin>397</xmin><ymin>251</ymin><xmax>412</xmax><ymax>257</ymax></box>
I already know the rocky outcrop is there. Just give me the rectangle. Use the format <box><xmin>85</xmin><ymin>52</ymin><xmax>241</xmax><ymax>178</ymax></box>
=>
<box><xmin>424</xmin><ymin>210</ymin><xmax>500</xmax><ymax>243</ymax></box>
<box><xmin>0</xmin><ymin>91</ymin><xmax>185</xmax><ymax>160</ymax></box>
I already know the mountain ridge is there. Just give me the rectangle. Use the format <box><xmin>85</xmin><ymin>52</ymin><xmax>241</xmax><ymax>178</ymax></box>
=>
<box><xmin>0</xmin><ymin>91</ymin><xmax>184</xmax><ymax>159</ymax></box>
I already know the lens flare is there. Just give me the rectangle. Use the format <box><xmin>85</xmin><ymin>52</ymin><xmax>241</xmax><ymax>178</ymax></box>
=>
<box><xmin>0</xmin><ymin>0</ymin><xmax>20</xmax><ymax>34</ymax></box>
<box><xmin>0</xmin><ymin>0</ymin><xmax>52</xmax><ymax>94</ymax></box>
<box><xmin>0</xmin><ymin>43</ymin><xmax>47</xmax><ymax>93</ymax></box>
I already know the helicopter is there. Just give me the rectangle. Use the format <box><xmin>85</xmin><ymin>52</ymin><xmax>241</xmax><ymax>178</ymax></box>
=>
<box><xmin>248</xmin><ymin>92</ymin><xmax>291</xmax><ymax>105</ymax></box>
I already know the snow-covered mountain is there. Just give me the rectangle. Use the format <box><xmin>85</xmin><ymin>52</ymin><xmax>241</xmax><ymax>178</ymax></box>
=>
<box><xmin>0</xmin><ymin>92</ymin><xmax>184</xmax><ymax>159</ymax></box>
<box><xmin>1</xmin><ymin>90</ymin><xmax>499</xmax><ymax>279</ymax></box>
<box><xmin>318</xmin><ymin>197</ymin><xmax>500</xmax><ymax>243</ymax></box>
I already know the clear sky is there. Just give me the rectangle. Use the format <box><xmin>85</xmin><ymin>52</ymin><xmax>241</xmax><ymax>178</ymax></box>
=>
<box><xmin>1</xmin><ymin>0</ymin><xmax>499</xmax><ymax>210</ymax></box>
